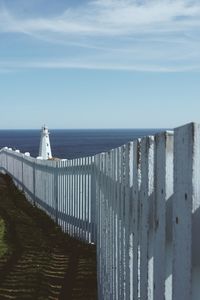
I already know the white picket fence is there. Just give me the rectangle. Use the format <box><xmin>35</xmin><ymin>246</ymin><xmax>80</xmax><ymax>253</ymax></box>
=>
<box><xmin>0</xmin><ymin>122</ymin><xmax>200</xmax><ymax>300</ymax></box>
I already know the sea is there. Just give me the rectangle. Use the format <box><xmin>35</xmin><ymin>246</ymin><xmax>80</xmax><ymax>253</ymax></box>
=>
<box><xmin>0</xmin><ymin>129</ymin><xmax>165</xmax><ymax>159</ymax></box>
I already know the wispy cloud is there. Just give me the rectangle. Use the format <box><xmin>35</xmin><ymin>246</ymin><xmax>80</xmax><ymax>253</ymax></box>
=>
<box><xmin>0</xmin><ymin>0</ymin><xmax>200</xmax><ymax>71</ymax></box>
<box><xmin>1</xmin><ymin>0</ymin><xmax>200</xmax><ymax>35</ymax></box>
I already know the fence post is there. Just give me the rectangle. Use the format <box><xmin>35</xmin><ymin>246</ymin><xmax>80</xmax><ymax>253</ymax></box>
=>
<box><xmin>21</xmin><ymin>154</ymin><xmax>24</xmax><ymax>191</ymax></box>
<box><xmin>91</xmin><ymin>156</ymin><xmax>96</xmax><ymax>243</ymax></box>
<box><xmin>173</xmin><ymin>122</ymin><xmax>200</xmax><ymax>300</ymax></box>
<box><xmin>130</xmin><ymin>139</ymin><xmax>141</xmax><ymax>300</ymax></box>
<box><xmin>33</xmin><ymin>160</ymin><xmax>36</xmax><ymax>206</ymax></box>
<box><xmin>154</xmin><ymin>132</ymin><xmax>173</xmax><ymax>300</ymax></box>
<box><xmin>140</xmin><ymin>136</ymin><xmax>154</xmax><ymax>300</ymax></box>
<box><xmin>124</xmin><ymin>142</ymin><xmax>132</xmax><ymax>299</ymax></box>
<box><xmin>54</xmin><ymin>161</ymin><xmax>58</xmax><ymax>224</ymax></box>
<box><xmin>6</xmin><ymin>150</ymin><xmax>8</xmax><ymax>172</ymax></box>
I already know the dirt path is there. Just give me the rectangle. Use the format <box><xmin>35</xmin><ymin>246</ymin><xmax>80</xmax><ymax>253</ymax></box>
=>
<box><xmin>0</xmin><ymin>174</ymin><xmax>97</xmax><ymax>300</ymax></box>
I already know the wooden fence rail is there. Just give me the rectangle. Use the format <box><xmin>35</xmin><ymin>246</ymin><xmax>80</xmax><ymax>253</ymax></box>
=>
<box><xmin>0</xmin><ymin>122</ymin><xmax>200</xmax><ymax>300</ymax></box>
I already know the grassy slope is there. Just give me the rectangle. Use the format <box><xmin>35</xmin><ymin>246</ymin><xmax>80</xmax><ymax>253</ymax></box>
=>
<box><xmin>0</xmin><ymin>175</ymin><xmax>97</xmax><ymax>300</ymax></box>
<box><xmin>0</xmin><ymin>218</ymin><xmax>8</xmax><ymax>258</ymax></box>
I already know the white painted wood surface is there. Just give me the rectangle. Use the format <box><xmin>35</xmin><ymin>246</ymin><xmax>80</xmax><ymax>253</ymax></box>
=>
<box><xmin>0</xmin><ymin>122</ymin><xmax>200</xmax><ymax>300</ymax></box>
<box><xmin>173</xmin><ymin>123</ymin><xmax>200</xmax><ymax>300</ymax></box>
<box><xmin>154</xmin><ymin>132</ymin><xmax>173</xmax><ymax>300</ymax></box>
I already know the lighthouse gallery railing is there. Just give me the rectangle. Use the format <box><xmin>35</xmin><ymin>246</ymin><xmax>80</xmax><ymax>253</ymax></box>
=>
<box><xmin>0</xmin><ymin>122</ymin><xmax>200</xmax><ymax>300</ymax></box>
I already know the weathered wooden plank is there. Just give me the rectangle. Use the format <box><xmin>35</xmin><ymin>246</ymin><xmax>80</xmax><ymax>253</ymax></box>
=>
<box><xmin>81</xmin><ymin>157</ymin><xmax>84</xmax><ymax>240</ymax></box>
<box><xmin>111</xmin><ymin>149</ymin><xmax>116</xmax><ymax>299</ymax></box>
<box><xmin>77</xmin><ymin>158</ymin><xmax>81</xmax><ymax>238</ymax></box>
<box><xmin>95</xmin><ymin>153</ymin><xmax>101</xmax><ymax>299</ymax></box>
<box><xmin>116</xmin><ymin>147</ymin><xmax>120</xmax><ymax>300</ymax></box>
<box><xmin>173</xmin><ymin>123</ymin><xmax>200</xmax><ymax>300</ymax></box>
<box><xmin>130</xmin><ymin>139</ymin><xmax>141</xmax><ymax>300</ymax></box>
<box><xmin>140</xmin><ymin>136</ymin><xmax>154</xmax><ymax>300</ymax></box>
<box><xmin>154</xmin><ymin>132</ymin><xmax>173</xmax><ymax>300</ymax></box>
<box><xmin>101</xmin><ymin>152</ymin><xmax>106</xmax><ymax>299</ymax></box>
<box><xmin>54</xmin><ymin>161</ymin><xmax>58</xmax><ymax>223</ymax></box>
<box><xmin>91</xmin><ymin>156</ymin><xmax>96</xmax><ymax>243</ymax></box>
<box><xmin>74</xmin><ymin>158</ymin><xmax>78</xmax><ymax>237</ymax></box>
<box><xmin>124</xmin><ymin>142</ymin><xmax>131</xmax><ymax>300</ymax></box>
<box><xmin>88</xmin><ymin>156</ymin><xmax>92</xmax><ymax>243</ymax></box>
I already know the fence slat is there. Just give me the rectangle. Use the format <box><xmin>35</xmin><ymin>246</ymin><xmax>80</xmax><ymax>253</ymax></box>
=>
<box><xmin>140</xmin><ymin>136</ymin><xmax>154</xmax><ymax>300</ymax></box>
<box><xmin>154</xmin><ymin>132</ymin><xmax>173</xmax><ymax>300</ymax></box>
<box><xmin>130</xmin><ymin>139</ymin><xmax>141</xmax><ymax>300</ymax></box>
<box><xmin>173</xmin><ymin>123</ymin><xmax>200</xmax><ymax>300</ymax></box>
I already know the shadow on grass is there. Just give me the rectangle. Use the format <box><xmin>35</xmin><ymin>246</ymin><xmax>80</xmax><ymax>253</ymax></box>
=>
<box><xmin>0</xmin><ymin>174</ymin><xmax>97</xmax><ymax>300</ymax></box>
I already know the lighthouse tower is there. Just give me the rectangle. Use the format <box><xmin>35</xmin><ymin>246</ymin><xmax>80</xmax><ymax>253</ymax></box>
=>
<box><xmin>39</xmin><ymin>125</ymin><xmax>52</xmax><ymax>160</ymax></box>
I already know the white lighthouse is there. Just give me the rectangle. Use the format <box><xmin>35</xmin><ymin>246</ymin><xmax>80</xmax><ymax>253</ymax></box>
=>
<box><xmin>38</xmin><ymin>125</ymin><xmax>52</xmax><ymax>160</ymax></box>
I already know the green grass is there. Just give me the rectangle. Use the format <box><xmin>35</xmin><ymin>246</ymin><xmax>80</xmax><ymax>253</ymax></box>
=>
<box><xmin>0</xmin><ymin>218</ymin><xmax>8</xmax><ymax>258</ymax></box>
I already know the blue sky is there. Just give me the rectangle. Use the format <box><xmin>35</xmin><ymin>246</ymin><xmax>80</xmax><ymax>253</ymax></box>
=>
<box><xmin>0</xmin><ymin>0</ymin><xmax>200</xmax><ymax>129</ymax></box>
